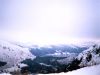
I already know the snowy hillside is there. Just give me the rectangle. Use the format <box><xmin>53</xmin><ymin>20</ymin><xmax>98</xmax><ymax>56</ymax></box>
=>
<box><xmin>0</xmin><ymin>40</ymin><xmax>36</xmax><ymax>70</ymax></box>
<box><xmin>78</xmin><ymin>44</ymin><xmax>100</xmax><ymax>67</ymax></box>
<box><xmin>38</xmin><ymin>64</ymin><xmax>100</xmax><ymax>75</ymax></box>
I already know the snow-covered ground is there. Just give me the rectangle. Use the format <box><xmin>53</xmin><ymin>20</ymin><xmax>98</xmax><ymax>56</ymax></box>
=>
<box><xmin>38</xmin><ymin>64</ymin><xmax>100</xmax><ymax>75</ymax></box>
<box><xmin>0</xmin><ymin>73</ymin><xmax>11</xmax><ymax>75</ymax></box>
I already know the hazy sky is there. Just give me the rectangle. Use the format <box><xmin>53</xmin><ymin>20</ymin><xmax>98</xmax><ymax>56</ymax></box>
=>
<box><xmin>0</xmin><ymin>0</ymin><xmax>100</xmax><ymax>44</ymax></box>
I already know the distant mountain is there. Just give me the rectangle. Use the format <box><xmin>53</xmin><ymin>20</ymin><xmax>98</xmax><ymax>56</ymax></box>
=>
<box><xmin>30</xmin><ymin>44</ymin><xmax>88</xmax><ymax>57</ymax></box>
<box><xmin>12</xmin><ymin>41</ymin><xmax>95</xmax><ymax>57</ymax></box>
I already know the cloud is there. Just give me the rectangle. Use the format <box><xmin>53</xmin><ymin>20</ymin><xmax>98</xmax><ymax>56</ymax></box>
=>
<box><xmin>0</xmin><ymin>0</ymin><xmax>100</xmax><ymax>43</ymax></box>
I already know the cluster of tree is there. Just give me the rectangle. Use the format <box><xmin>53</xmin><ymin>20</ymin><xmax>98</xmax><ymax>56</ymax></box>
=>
<box><xmin>0</xmin><ymin>61</ymin><xmax>7</xmax><ymax>67</ymax></box>
<box><xmin>21</xmin><ymin>56</ymin><xmax>81</xmax><ymax>74</ymax></box>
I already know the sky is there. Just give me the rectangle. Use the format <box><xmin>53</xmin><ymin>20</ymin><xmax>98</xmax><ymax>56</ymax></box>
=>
<box><xmin>0</xmin><ymin>0</ymin><xmax>100</xmax><ymax>44</ymax></box>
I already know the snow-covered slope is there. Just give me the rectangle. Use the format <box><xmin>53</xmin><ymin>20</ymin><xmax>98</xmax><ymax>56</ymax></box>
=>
<box><xmin>0</xmin><ymin>40</ymin><xmax>36</xmax><ymax>70</ymax></box>
<box><xmin>38</xmin><ymin>64</ymin><xmax>100</xmax><ymax>75</ymax></box>
<box><xmin>78</xmin><ymin>44</ymin><xmax>100</xmax><ymax>67</ymax></box>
